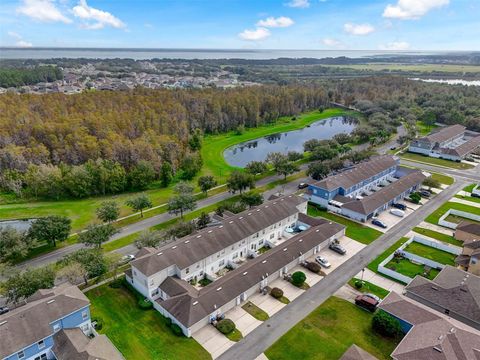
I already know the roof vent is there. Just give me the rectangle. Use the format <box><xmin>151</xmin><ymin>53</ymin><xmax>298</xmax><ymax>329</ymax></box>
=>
<box><xmin>273</xmin><ymin>202</ymin><xmax>277</xmax><ymax>205</ymax></box>
<box><xmin>239</xmin><ymin>217</ymin><xmax>243</xmax><ymax>220</ymax></box>
<box><xmin>0</xmin><ymin>321</ymin><xmax>7</xmax><ymax>326</ymax></box>
<box><xmin>185</xmin><ymin>240</ymin><xmax>190</xmax><ymax>244</ymax></box>
<box><xmin>299</xmin><ymin>239</ymin><xmax>303</xmax><ymax>242</ymax></box>
<box><xmin>315</xmin><ymin>229</ymin><xmax>320</xmax><ymax>232</ymax></box>
<box><xmin>196</xmin><ymin>235</ymin><xmax>202</xmax><ymax>238</ymax></box>
<box><xmin>216</xmin><ymin>287</ymin><xmax>222</xmax><ymax>291</ymax></box>
<box><xmin>219</xmin><ymin>225</ymin><xmax>223</xmax><ymax>228</ymax></box>
<box><xmin>229</xmin><ymin>221</ymin><xmax>234</xmax><ymax>224</ymax></box>
<box><xmin>243</xmin><ymin>271</ymin><xmax>248</xmax><ymax>276</ymax></box>
<box><xmin>172</xmin><ymin>246</ymin><xmax>177</xmax><ymax>249</ymax></box>
<box><xmin>431</xmin><ymin>286</ymin><xmax>438</xmax><ymax>291</ymax></box>
<box><xmin>449</xmin><ymin>327</ymin><xmax>456</xmax><ymax>333</ymax></box>
<box><xmin>47</xmin><ymin>299</ymin><xmax>55</xmax><ymax>304</ymax></box>
<box><xmin>460</xmin><ymin>287</ymin><xmax>468</xmax><ymax>292</ymax></box>
<box><xmin>193</xmin><ymin>301</ymin><xmax>199</xmax><ymax>306</ymax></box>
<box><xmin>265</xmin><ymin>205</ymin><xmax>269</xmax><ymax>208</ymax></box>
<box><xmin>257</xmin><ymin>209</ymin><xmax>260</xmax><ymax>212</ymax></box>
<box><xmin>433</xmin><ymin>347</ymin><xmax>443</xmax><ymax>353</ymax></box>
<box><xmin>262</xmin><ymin>260</ymin><xmax>267</xmax><ymax>264</ymax></box>
<box><xmin>208</xmin><ymin>230</ymin><xmax>213</xmax><ymax>233</ymax></box>
<box><xmin>157</xmin><ymin>252</ymin><xmax>163</xmax><ymax>256</ymax></box>
<box><xmin>283</xmin><ymin>248</ymin><xmax>287</xmax><ymax>252</ymax></box>
<box><xmin>248</xmin><ymin>213</ymin><xmax>252</xmax><ymax>216</ymax></box>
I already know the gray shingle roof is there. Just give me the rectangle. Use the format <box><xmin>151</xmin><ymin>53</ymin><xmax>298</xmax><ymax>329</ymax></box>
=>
<box><xmin>312</xmin><ymin>155</ymin><xmax>398</xmax><ymax>191</ymax></box>
<box><xmin>131</xmin><ymin>194</ymin><xmax>306</xmax><ymax>276</ymax></box>
<box><xmin>157</xmin><ymin>220</ymin><xmax>344</xmax><ymax>328</ymax></box>
<box><xmin>441</xmin><ymin>135</ymin><xmax>480</xmax><ymax>157</ymax></box>
<box><xmin>457</xmin><ymin>221</ymin><xmax>480</xmax><ymax>237</ymax></box>
<box><xmin>0</xmin><ymin>283</ymin><xmax>90</xmax><ymax>359</ymax></box>
<box><xmin>340</xmin><ymin>345</ymin><xmax>378</xmax><ymax>360</ymax></box>
<box><xmin>423</xmin><ymin>124</ymin><xmax>466</xmax><ymax>144</ymax></box>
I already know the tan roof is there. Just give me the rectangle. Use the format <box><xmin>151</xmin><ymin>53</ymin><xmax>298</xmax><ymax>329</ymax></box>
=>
<box><xmin>380</xmin><ymin>292</ymin><xmax>480</xmax><ymax>360</ymax></box>
<box><xmin>405</xmin><ymin>266</ymin><xmax>480</xmax><ymax>326</ymax></box>
<box><xmin>457</xmin><ymin>221</ymin><xmax>480</xmax><ymax>237</ymax></box>
<box><xmin>131</xmin><ymin>194</ymin><xmax>306</xmax><ymax>276</ymax></box>
<box><xmin>312</xmin><ymin>155</ymin><xmax>398</xmax><ymax>191</ymax></box>
<box><xmin>341</xmin><ymin>170</ymin><xmax>426</xmax><ymax>215</ymax></box>
<box><xmin>0</xmin><ymin>283</ymin><xmax>90</xmax><ymax>359</ymax></box>
<box><xmin>157</xmin><ymin>221</ymin><xmax>344</xmax><ymax>328</ymax></box>
<box><xmin>52</xmin><ymin>328</ymin><xmax>125</xmax><ymax>360</ymax></box>
<box><xmin>441</xmin><ymin>135</ymin><xmax>480</xmax><ymax>157</ymax></box>
<box><xmin>340</xmin><ymin>345</ymin><xmax>378</xmax><ymax>360</ymax></box>
<box><xmin>423</xmin><ymin>124</ymin><xmax>466</xmax><ymax>144</ymax></box>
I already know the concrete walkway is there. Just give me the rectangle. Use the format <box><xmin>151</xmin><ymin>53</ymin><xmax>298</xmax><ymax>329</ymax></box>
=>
<box><xmin>450</xmin><ymin>196</ymin><xmax>480</xmax><ymax>207</ymax></box>
<box><xmin>355</xmin><ymin>268</ymin><xmax>405</xmax><ymax>294</ymax></box>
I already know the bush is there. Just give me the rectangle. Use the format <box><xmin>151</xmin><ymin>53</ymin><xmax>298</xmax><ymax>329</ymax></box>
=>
<box><xmin>109</xmin><ymin>278</ymin><xmax>123</xmax><ymax>288</ymax></box>
<box><xmin>217</xmin><ymin>319</ymin><xmax>236</xmax><ymax>334</ymax></box>
<box><xmin>165</xmin><ymin>317</ymin><xmax>173</xmax><ymax>327</ymax></box>
<box><xmin>354</xmin><ymin>280</ymin><xmax>363</xmax><ymax>289</ymax></box>
<box><xmin>138</xmin><ymin>298</ymin><xmax>153</xmax><ymax>310</ymax></box>
<box><xmin>372</xmin><ymin>310</ymin><xmax>402</xmax><ymax>338</ymax></box>
<box><xmin>306</xmin><ymin>261</ymin><xmax>321</xmax><ymax>273</ymax></box>
<box><xmin>170</xmin><ymin>323</ymin><xmax>183</xmax><ymax>336</ymax></box>
<box><xmin>92</xmin><ymin>317</ymin><xmax>103</xmax><ymax>331</ymax></box>
<box><xmin>291</xmin><ymin>271</ymin><xmax>306</xmax><ymax>286</ymax></box>
<box><xmin>270</xmin><ymin>287</ymin><xmax>284</xmax><ymax>299</ymax></box>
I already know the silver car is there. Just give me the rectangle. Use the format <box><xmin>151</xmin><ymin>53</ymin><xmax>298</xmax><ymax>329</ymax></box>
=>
<box><xmin>315</xmin><ymin>255</ymin><xmax>331</xmax><ymax>268</ymax></box>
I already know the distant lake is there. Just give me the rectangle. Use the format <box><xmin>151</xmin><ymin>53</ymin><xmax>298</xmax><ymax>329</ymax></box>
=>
<box><xmin>224</xmin><ymin>116</ymin><xmax>356</xmax><ymax>167</ymax></box>
<box><xmin>410</xmin><ymin>78</ymin><xmax>480</xmax><ymax>86</ymax></box>
<box><xmin>0</xmin><ymin>219</ymin><xmax>35</xmax><ymax>232</ymax></box>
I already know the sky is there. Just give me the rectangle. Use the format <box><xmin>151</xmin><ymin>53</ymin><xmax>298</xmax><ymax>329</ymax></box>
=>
<box><xmin>0</xmin><ymin>0</ymin><xmax>479</xmax><ymax>50</ymax></box>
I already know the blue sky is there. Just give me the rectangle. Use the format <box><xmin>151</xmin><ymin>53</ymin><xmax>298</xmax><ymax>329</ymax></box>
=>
<box><xmin>0</xmin><ymin>0</ymin><xmax>478</xmax><ymax>50</ymax></box>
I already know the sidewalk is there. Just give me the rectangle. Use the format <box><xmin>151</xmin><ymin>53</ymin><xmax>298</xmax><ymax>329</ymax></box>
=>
<box><xmin>354</xmin><ymin>268</ymin><xmax>405</xmax><ymax>294</ymax></box>
<box><xmin>450</xmin><ymin>196</ymin><xmax>480</xmax><ymax>208</ymax></box>
<box><xmin>417</xmin><ymin>221</ymin><xmax>454</xmax><ymax>236</ymax></box>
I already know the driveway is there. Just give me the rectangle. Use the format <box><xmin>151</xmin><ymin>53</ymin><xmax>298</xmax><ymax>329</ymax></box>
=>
<box><xmin>193</xmin><ymin>324</ymin><xmax>235</xmax><ymax>360</ymax></box>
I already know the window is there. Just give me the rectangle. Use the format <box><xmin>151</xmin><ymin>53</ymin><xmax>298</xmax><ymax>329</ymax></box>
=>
<box><xmin>34</xmin><ymin>355</ymin><xmax>47</xmax><ymax>360</ymax></box>
<box><xmin>17</xmin><ymin>351</ymin><xmax>25</xmax><ymax>359</ymax></box>
<box><xmin>53</xmin><ymin>323</ymin><xmax>60</xmax><ymax>332</ymax></box>
<box><xmin>38</xmin><ymin>340</ymin><xmax>45</xmax><ymax>349</ymax></box>
<box><xmin>270</xmin><ymin>233</ymin><xmax>274</xmax><ymax>239</ymax></box>
<box><xmin>232</xmin><ymin>253</ymin><xmax>238</xmax><ymax>259</ymax></box>
<box><xmin>82</xmin><ymin>310</ymin><xmax>88</xmax><ymax>320</ymax></box>
<box><xmin>219</xmin><ymin>260</ymin><xmax>225</xmax><ymax>267</ymax></box>
<box><xmin>196</xmin><ymin>264</ymin><xmax>200</xmax><ymax>269</ymax></box>
<box><xmin>186</xmin><ymin>267</ymin><xmax>190</xmax><ymax>274</ymax></box>
<box><xmin>81</xmin><ymin>323</ymin><xmax>89</xmax><ymax>332</ymax></box>
<box><xmin>258</xmin><ymin>240</ymin><xmax>263</xmax><ymax>246</ymax></box>
<box><xmin>133</xmin><ymin>270</ymin><xmax>137</xmax><ymax>276</ymax></box>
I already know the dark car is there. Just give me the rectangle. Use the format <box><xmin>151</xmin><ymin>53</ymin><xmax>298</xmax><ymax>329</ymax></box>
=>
<box><xmin>390</xmin><ymin>146</ymin><xmax>397</xmax><ymax>150</ymax></box>
<box><xmin>392</xmin><ymin>203</ymin><xmax>407</xmax><ymax>211</ymax></box>
<box><xmin>372</xmin><ymin>218</ymin><xmax>387</xmax><ymax>229</ymax></box>
<box><xmin>329</xmin><ymin>242</ymin><xmax>346</xmax><ymax>255</ymax></box>
<box><xmin>355</xmin><ymin>294</ymin><xmax>379</xmax><ymax>312</ymax></box>
<box><xmin>0</xmin><ymin>306</ymin><xmax>9</xmax><ymax>315</ymax></box>
<box><xmin>471</xmin><ymin>193</ymin><xmax>480</xmax><ymax>198</ymax></box>
<box><xmin>297</xmin><ymin>182</ymin><xmax>309</xmax><ymax>189</ymax></box>
<box><xmin>419</xmin><ymin>190</ymin><xmax>431</xmax><ymax>198</ymax></box>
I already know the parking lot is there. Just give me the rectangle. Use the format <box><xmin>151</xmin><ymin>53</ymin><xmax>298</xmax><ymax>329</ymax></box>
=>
<box><xmin>364</xmin><ymin>199</ymin><xmax>424</xmax><ymax>233</ymax></box>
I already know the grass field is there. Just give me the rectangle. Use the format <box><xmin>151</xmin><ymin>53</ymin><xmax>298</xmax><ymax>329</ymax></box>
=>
<box><xmin>367</xmin><ymin>237</ymin><xmax>409</xmax><ymax>273</ymax></box>
<box><xmin>86</xmin><ymin>284</ymin><xmax>211</xmax><ymax>360</ymax></box>
<box><xmin>265</xmin><ymin>296</ymin><xmax>401</xmax><ymax>360</ymax></box>
<box><xmin>348</xmin><ymin>278</ymin><xmax>390</xmax><ymax>299</ymax></box>
<box><xmin>416</xmin><ymin>121</ymin><xmax>438</xmax><ymax>136</ymax></box>
<box><xmin>401</xmin><ymin>152</ymin><xmax>474</xmax><ymax>169</ymax></box>
<box><xmin>242</xmin><ymin>301</ymin><xmax>269</xmax><ymax>321</ymax></box>
<box><xmin>385</xmin><ymin>257</ymin><xmax>440</xmax><ymax>281</ymax></box>
<box><xmin>307</xmin><ymin>204</ymin><xmax>382</xmax><ymax>245</ymax></box>
<box><xmin>463</xmin><ymin>184</ymin><xmax>477</xmax><ymax>193</ymax></box>
<box><xmin>429</xmin><ymin>172</ymin><xmax>454</xmax><ymax>186</ymax></box>
<box><xmin>404</xmin><ymin>241</ymin><xmax>456</xmax><ymax>266</ymax></box>
<box><xmin>425</xmin><ymin>202</ymin><xmax>480</xmax><ymax>225</ymax></box>
<box><xmin>412</xmin><ymin>227</ymin><xmax>461</xmax><ymax>247</ymax></box>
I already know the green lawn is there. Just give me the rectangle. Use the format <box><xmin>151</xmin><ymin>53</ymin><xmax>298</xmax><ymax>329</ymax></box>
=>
<box><xmin>416</xmin><ymin>121</ymin><xmax>438</xmax><ymax>137</ymax></box>
<box><xmin>367</xmin><ymin>237</ymin><xmax>409</xmax><ymax>273</ymax></box>
<box><xmin>429</xmin><ymin>172</ymin><xmax>454</xmax><ymax>186</ymax></box>
<box><xmin>265</xmin><ymin>296</ymin><xmax>401</xmax><ymax>360</ymax></box>
<box><xmin>86</xmin><ymin>284</ymin><xmax>211</xmax><ymax>360</ymax></box>
<box><xmin>412</xmin><ymin>227</ymin><xmax>461</xmax><ymax>247</ymax></box>
<box><xmin>348</xmin><ymin>278</ymin><xmax>390</xmax><ymax>299</ymax></box>
<box><xmin>403</xmin><ymin>241</ymin><xmax>456</xmax><ymax>266</ymax></box>
<box><xmin>385</xmin><ymin>257</ymin><xmax>440</xmax><ymax>281</ymax></box>
<box><xmin>401</xmin><ymin>152</ymin><xmax>474</xmax><ymax>170</ymax></box>
<box><xmin>307</xmin><ymin>204</ymin><xmax>382</xmax><ymax>245</ymax></box>
<box><xmin>463</xmin><ymin>184</ymin><xmax>477</xmax><ymax>193</ymax></box>
<box><xmin>445</xmin><ymin>214</ymin><xmax>480</xmax><ymax>225</ymax></box>
<box><xmin>424</xmin><ymin>202</ymin><xmax>480</xmax><ymax>225</ymax></box>
<box><xmin>242</xmin><ymin>301</ymin><xmax>269</xmax><ymax>321</ymax></box>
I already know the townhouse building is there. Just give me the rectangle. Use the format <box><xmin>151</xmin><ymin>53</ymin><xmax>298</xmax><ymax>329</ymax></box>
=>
<box><xmin>454</xmin><ymin>222</ymin><xmax>480</xmax><ymax>276</ymax></box>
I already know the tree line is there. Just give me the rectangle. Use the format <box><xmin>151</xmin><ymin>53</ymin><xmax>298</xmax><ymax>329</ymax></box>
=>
<box><xmin>0</xmin><ymin>66</ymin><xmax>63</xmax><ymax>88</ymax></box>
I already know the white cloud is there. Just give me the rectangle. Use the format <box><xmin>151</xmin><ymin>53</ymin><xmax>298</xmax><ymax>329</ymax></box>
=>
<box><xmin>286</xmin><ymin>0</ymin><xmax>310</xmax><ymax>8</ymax></box>
<box><xmin>7</xmin><ymin>31</ymin><xmax>33</xmax><ymax>47</ymax></box>
<box><xmin>379</xmin><ymin>41</ymin><xmax>411</xmax><ymax>50</ymax></box>
<box><xmin>343</xmin><ymin>22</ymin><xmax>375</xmax><ymax>35</ymax></box>
<box><xmin>72</xmin><ymin>0</ymin><xmax>125</xmax><ymax>30</ymax></box>
<box><xmin>257</xmin><ymin>16</ymin><xmax>294</xmax><ymax>28</ymax></box>
<box><xmin>322</xmin><ymin>38</ymin><xmax>342</xmax><ymax>47</ymax></box>
<box><xmin>17</xmin><ymin>0</ymin><xmax>71</xmax><ymax>23</ymax></box>
<box><xmin>238</xmin><ymin>27</ymin><xmax>271</xmax><ymax>41</ymax></box>
<box><xmin>383</xmin><ymin>0</ymin><xmax>449</xmax><ymax>20</ymax></box>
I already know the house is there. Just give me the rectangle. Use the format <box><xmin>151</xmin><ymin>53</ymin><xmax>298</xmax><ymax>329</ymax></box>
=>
<box><xmin>409</xmin><ymin>124</ymin><xmax>480</xmax><ymax>161</ymax></box>
<box><xmin>379</xmin><ymin>291</ymin><xmax>480</xmax><ymax>360</ymax></box>
<box><xmin>307</xmin><ymin>155</ymin><xmax>426</xmax><ymax>222</ymax></box>
<box><xmin>126</xmin><ymin>194</ymin><xmax>345</xmax><ymax>336</ymax></box>
<box><xmin>404</xmin><ymin>266</ymin><xmax>480</xmax><ymax>330</ymax></box>
<box><xmin>454</xmin><ymin>222</ymin><xmax>480</xmax><ymax>275</ymax></box>
<box><xmin>339</xmin><ymin>345</ymin><xmax>378</xmax><ymax>360</ymax></box>
<box><xmin>0</xmin><ymin>283</ymin><xmax>123</xmax><ymax>360</ymax></box>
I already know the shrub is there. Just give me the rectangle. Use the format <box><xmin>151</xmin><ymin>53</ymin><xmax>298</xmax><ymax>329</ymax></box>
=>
<box><xmin>372</xmin><ymin>310</ymin><xmax>402</xmax><ymax>338</ymax></box>
<box><xmin>354</xmin><ymin>280</ymin><xmax>363</xmax><ymax>289</ymax></box>
<box><xmin>170</xmin><ymin>323</ymin><xmax>183</xmax><ymax>336</ymax></box>
<box><xmin>270</xmin><ymin>287</ymin><xmax>284</xmax><ymax>299</ymax></box>
<box><xmin>306</xmin><ymin>261</ymin><xmax>321</xmax><ymax>273</ymax></box>
<box><xmin>138</xmin><ymin>298</ymin><xmax>153</xmax><ymax>310</ymax></box>
<box><xmin>217</xmin><ymin>319</ymin><xmax>236</xmax><ymax>334</ymax></box>
<box><xmin>109</xmin><ymin>278</ymin><xmax>123</xmax><ymax>288</ymax></box>
<box><xmin>291</xmin><ymin>271</ymin><xmax>306</xmax><ymax>286</ymax></box>
<box><xmin>165</xmin><ymin>317</ymin><xmax>173</xmax><ymax>327</ymax></box>
<box><xmin>92</xmin><ymin>317</ymin><xmax>103</xmax><ymax>331</ymax></box>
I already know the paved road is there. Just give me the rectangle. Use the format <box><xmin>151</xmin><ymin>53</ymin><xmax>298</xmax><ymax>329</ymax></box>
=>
<box><xmin>401</xmin><ymin>159</ymin><xmax>480</xmax><ymax>182</ymax></box>
<box><xmin>218</xmin><ymin>178</ymin><xmax>467</xmax><ymax>360</ymax></box>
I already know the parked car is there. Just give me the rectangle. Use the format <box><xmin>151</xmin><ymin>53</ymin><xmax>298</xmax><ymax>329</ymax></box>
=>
<box><xmin>392</xmin><ymin>203</ymin><xmax>407</xmax><ymax>211</ymax></box>
<box><xmin>329</xmin><ymin>242</ymin><xmax>346</xmax><ymax>255</ymax></box>
<box><xmin>315</xmin><ymin>255</ymin><xmax>331</xmax><ymax>268</ymax></box>
<box><xmin>364</xmin><ymin>293</ymin><xmax>381</xmax><ymax>302</ymax></box>
<box><xmin>355</xmin><ymin>294</ymin><xmax>379</xmax><ymax>312</ymax></box>
<box><xmin>419</xmin><ymin>190</ymin><xmax>431</xmax><ymax>198</ymax></box>
<box><xmin>0</xmin><ymin>306</ymin><xmax>9</xmax><ymax>315</ymax></box>
<box><xmin>297</xmin><ymin>182</ymin><xmax>309</xmax><ymax>189</ymax></box>
<box><xmin>390</xmin><ymin>208</ymin><xmax>405</xmax><ymax>217</ymax></box>
<box><xmin>471</xmin><ymin>193</ymin><xmax>480</xmax><ymax>198</ymax></box>
<box><xmin>121</xmin><ymin>254</ymin><xmax>136</xmax><ymax>263</ymax></box>
<box><xmin>371</xmin><ymin>218</ymin><xmax>387</xmax><ymax>229</ymax></box>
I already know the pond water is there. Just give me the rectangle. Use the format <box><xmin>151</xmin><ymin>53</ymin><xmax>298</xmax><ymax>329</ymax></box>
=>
<box><xmin>0</xmin><ymin>219</ymin><xmax>35</xmax><ymax>232</ymax></box>
<box><xmin>224</xmin><ymin>116</ymin><xmax>356</xmax><ymax>167</ymax></box>
<box><xmin>410</xmin><ymin>78</ymin><xmax>480</xmax><ymax>86</ymax></box>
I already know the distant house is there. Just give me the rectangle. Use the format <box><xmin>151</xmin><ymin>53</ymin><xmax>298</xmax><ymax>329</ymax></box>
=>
<box><xmin>339</xmin><ymin>345</ymin><xmax>378</xmax><ymax>360</ymax></box>
<box><xmin>379</xmin><ymin>291</ymin><xmax>480</xmax><ymax>360</ymax></box>
<box><xmin>455</xmin><ymin>222</ymin><xmax>480</xmax><ymax>276</ymax></box>
<box><xmin>409</xmin><ymin>124</ymin><xmax>480</xmax><ymax>161</ymax></box>
<box><xmin>0</xmin><ymin>283</ymin><xmax>123</xmax><ymax>360</ymax></box>
<box><xmin>307</xmin><ymin>155</ymin><xmax>425</xmax><ymax>222</ymax></box>
<box><xmin>404</xmin><ymin>266</ymin><xmax>480</xmax><ymax>330</ymax></box>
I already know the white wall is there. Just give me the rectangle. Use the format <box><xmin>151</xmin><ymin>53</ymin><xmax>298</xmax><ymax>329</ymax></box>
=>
<box><xmin>438</xmin><ymin>209</ymin><xmax>480</xmax><ymax>229</ymax></box>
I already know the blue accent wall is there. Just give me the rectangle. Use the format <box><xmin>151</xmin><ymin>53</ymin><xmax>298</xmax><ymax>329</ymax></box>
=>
<box><xmin>3</xmin><ymin>336</ymin><xmax>53</xmax><ymax>360</ymax></box>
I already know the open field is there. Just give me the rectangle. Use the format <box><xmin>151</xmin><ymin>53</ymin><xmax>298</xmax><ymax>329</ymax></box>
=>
<box><xmin>348</xmin><ymin>278</ymin><xmax>390</xmax><ymax>299</ymax></box>
<box><xmin>307</xmin><ymin>204</ymin><xmax>382</xmax><ymax>245</ymax></box>
<box><xmin>401</xmin><ymin>152</ymin><xmax>474</xmax><ymax>169</ymax></box>
<box><xmin>429</xmin><ymin>172</ymin><xmax>454</xmax><ymax>186</ymax></box>
<box><xmin>265</xmin><ymin>296</ymin><xmax>400</xmax><ymax>360</ymax></box>
<box><xmin>412</xmin><ymin>227</ymin><xmax>461</xmax><ymax>247</ymax></box>
<box><xmin>385</xmin><ymin>257</ymin><xmax>440</xmax><ymax>281</ymax></box>
<box><xmin>86</xmin><ymin>284</ymin><xmax>211</xmax><ymax>360</ymax></box>
<box><xmin>324</xmin><ymin>63</ymin><xmax>480</xmax><ymax>73</ymax></box>
<box><xmin>404</xmin><ymin>241</ymin><xmax>456</xmax><ymax>266</ymax></box>
<box><xmin>425</xmin><ymin>202</ymin><xmax>480</xmax><ymax>225</ymax></box>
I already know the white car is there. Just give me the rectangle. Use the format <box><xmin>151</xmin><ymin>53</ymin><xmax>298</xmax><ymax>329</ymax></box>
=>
<box><xmin>390</xmin><ymin>208</ymin><xmax>405</xmax><ymax>217</ymax></box>
<box><xmin>122</xmin><ymin>254</ymin><xmax>136</xmax><ymax>263</ymax></box>
<box><xmin>315</xmin><ymin>255</ymin><xmax>331</xmax><ymax>268</ymax></box>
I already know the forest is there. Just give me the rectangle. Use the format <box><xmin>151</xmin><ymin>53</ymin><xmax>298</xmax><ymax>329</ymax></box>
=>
<box><xmin>0</xmin><ymin>66</ymin><xmax>63</xmax><ymax>88</ymax></box>
<box><xmin>1</xmin><ymin>76</ymin><xmax>479</xmax><ymax>200</ymax></box>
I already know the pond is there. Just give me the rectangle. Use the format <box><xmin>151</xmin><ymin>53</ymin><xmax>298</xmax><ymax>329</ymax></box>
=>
<box><xmin>224</xmin><ymin>116</ymin><xmax>357</xmax><ymax>167</ymax></box>
<box><xmin>0</xmin><ymin>219</ymin><xmax>35</xmax><ymax>232</ymax></box>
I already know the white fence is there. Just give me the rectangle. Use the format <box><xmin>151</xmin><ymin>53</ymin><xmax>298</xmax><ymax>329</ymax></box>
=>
<box><xmin>377</xmin><ymin>235</ymin><xmax>460</xmax><ymax>284</ymax></box>
<box><xmin>438</xmin><ymin>209</ymin><xmax>480</xmax><ymax>229</ymax></box>
<box><xmin>473</xmin><ymin>185</ymin><xmax>480</xmax><ymax>196</ymax></box>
